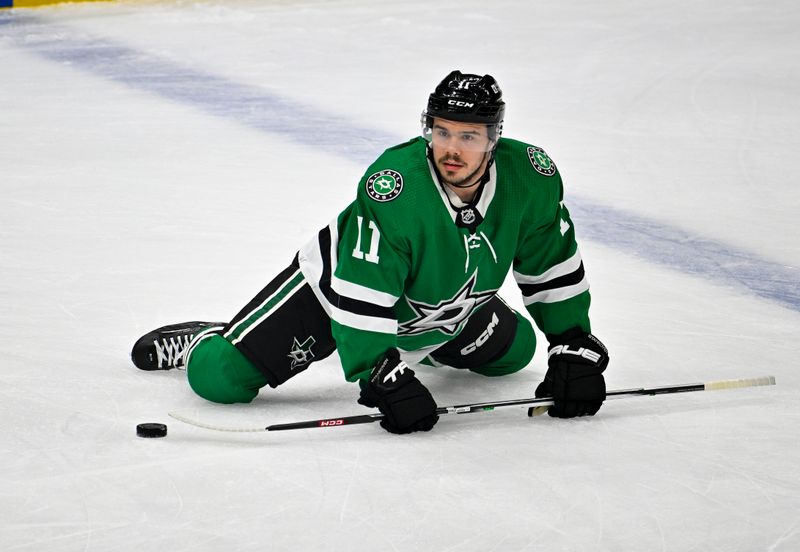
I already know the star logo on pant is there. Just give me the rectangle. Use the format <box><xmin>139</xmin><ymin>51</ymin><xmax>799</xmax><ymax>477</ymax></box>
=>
<box><xmin>398</xmin><ymin>271</ymin><xmax>496</xmax><ymax>336</ymax></box>
<box><xmin>288</xmin><ymin>336</ymin><xmax>316</xmax><ymax>370</ymax></box>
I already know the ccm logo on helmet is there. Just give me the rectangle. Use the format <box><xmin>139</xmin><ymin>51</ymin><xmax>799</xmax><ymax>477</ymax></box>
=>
<box><xmin>460</xmin><ymin>313</ymin><xmax>499</xmax><ymax>355</ymax></box>
<box><xmin>448</xmin><ymin>100</ymin><xmax>475</xmax><ymax>108</ymax></box>
<box><xmin>548</xmin><ymin>344</ymin><xmax>602</xmax><ymax>363</ymax></box>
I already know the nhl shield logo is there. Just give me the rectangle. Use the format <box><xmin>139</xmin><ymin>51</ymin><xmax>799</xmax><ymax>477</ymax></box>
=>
<box><xmin>366</xmin><ymin>169</ymin><xmax>404</xmax><ymax>202</ymax></box>
<box><xmin>461</xmin><ymin>208</ymin><xmax>476</xmax><ymax>225</ymax></box>
<box><xmin>527</xmin><ymin>146</ymin><xmax>556</xmax><ymax>176</ymax></box>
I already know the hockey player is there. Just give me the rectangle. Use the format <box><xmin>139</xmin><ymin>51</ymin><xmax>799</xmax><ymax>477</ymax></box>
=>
<box><xmin>132</xmin><ymin>70</ymin><xmax>610</xmax><ymax>434</ymax></box>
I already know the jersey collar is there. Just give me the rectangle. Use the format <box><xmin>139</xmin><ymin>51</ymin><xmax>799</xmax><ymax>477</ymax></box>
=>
<box><xmin>426</xmin><ymin>154</ymin><xmax>497</xmax><ymax>227</ymax></box>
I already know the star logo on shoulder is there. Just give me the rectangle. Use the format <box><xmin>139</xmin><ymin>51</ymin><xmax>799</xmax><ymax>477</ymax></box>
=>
<box><xmin>366</xmin><ymin>169</ymin><xmax>403</xmax><ymax>202</ymax></box>
<box><xmin>527</xmin><ymin>146</ymin><xmax>557</xmax><ymax>176</ymax></box>
<box><xmin>398</xmin><ymin>271</ymin><xmax>495</xmax><ymax>336</ymax></box>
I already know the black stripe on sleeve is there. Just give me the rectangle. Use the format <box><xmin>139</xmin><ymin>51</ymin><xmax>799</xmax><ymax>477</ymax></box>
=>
<box><xmin>517</xmin><ymin>262</ymin><xmax>586</xmax><ymax>298</ymax></box>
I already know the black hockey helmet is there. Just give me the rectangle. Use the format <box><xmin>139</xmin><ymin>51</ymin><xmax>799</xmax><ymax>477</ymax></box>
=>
<box><xmin>425</xmin><ymin>70</ymin><xmax>505</xmax><ymax>125</ymax></box>
<box><xmin>422</xmin><ymin>70</ymin><xmax>505</xmax><ymax>149</ymax></box>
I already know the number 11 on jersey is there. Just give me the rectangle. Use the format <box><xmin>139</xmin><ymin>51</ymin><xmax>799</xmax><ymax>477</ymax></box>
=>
<box><xmin>351</xmin><ymin>216</ymin><xmax>381</xmax><ymax>264</ymax></box>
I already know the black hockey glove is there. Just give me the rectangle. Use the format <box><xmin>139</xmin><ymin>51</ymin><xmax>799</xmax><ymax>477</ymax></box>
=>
<box><xmin>534</xmin><ymin>328</ymin><xmax>609</xmax><ymax>418</ymax></box>
<box><xmin>358</xmin><ymin>349</ymin><xmax>439</xmax><ymax>434</ymax></box>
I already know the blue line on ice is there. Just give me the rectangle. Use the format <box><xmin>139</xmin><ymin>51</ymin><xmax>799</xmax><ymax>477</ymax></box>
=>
<box><xmin>3</xmin><ymin>13</ymin><xmax>798</xmax><ymax>312</ymax></box>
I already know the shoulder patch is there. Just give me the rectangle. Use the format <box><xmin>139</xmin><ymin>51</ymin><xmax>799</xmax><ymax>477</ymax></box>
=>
<box><xmin>365</xmin><ymin>169</ymin><xmax>404</xmax><ymax>202</ymax></box>
<box><xmin>527</xmin><ymin>146</ymin><xmax>557</xmax><ymax>177</ymax></box>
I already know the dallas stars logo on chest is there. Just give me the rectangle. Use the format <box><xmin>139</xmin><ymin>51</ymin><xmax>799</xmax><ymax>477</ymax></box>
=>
<box><xmin>398</xmin><ymin>271</ymin><xmax>495</xmax><ymax>336</ymax></box>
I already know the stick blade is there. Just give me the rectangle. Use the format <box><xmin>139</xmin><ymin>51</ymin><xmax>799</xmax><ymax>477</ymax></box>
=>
<box><xmin>168</xmin><ymin>411</ymin><xmax>266</xmax><ymax>433</ymax></box>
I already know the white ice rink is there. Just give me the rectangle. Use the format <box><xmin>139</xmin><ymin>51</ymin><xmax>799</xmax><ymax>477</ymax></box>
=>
<box><xmin>1</xmin><ymin>1</ymin><xmax>799</xmax><ymax>550</ymax></box>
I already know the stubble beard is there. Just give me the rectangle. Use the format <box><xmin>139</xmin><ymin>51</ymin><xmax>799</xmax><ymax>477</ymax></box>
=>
<box><xmin>437</xmin><ymin>153</ymin><xmax>489</xmax><ymax>189</ymax></box>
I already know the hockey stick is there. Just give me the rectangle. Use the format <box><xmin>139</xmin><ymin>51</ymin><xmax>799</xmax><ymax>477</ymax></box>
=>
<box><xmin>167</xmin><ymin>375</ymin><xmax>775</xmax><ymax>433</ymax></box>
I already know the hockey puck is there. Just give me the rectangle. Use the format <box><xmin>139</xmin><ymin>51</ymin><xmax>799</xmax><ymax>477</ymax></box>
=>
<box><xmin>136</xmin><ymin>422</ymin><xmax>167</xmax><ymax>438</ymax></box>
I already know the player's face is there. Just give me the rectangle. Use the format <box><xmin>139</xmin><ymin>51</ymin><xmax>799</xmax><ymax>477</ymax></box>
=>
<box><xmin>430</xmin><ymin>118</ymin><xmax>493</xmax><ymax>189</ymax></box>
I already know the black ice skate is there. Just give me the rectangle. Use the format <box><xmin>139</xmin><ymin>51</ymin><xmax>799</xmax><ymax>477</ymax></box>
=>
<box><xmin>131</xmin><ymin>321</ymin><xmax>226</xmax><ymax>371</ymax></box>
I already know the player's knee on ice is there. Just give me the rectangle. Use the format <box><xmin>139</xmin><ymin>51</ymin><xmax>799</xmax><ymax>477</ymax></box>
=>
<box><xmin>185</xmin><ymin>333</ymin><xmax>267</xmax><ymax>404</ymax></box>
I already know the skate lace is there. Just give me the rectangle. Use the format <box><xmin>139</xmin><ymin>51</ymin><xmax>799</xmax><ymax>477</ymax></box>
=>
<box><xmin>154</xmin><ymin>334</ymin><xmax>194</xmax><ymax>369</ymax></box>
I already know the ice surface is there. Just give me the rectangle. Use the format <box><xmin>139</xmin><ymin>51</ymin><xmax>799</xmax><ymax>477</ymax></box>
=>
<box><xmin>1</xmin><ymin>1</ymin><xmax>799</xmax><ymax>551</ymax></box>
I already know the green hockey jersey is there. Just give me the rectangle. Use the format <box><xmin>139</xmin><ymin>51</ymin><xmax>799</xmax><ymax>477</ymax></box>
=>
<box><xmin>298</xmin><ymin>136</ymin><xmax>591</xmax><ymax>382</ymax></box>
